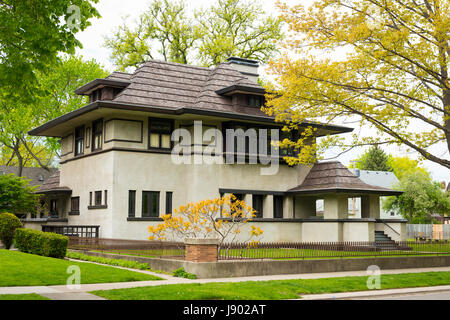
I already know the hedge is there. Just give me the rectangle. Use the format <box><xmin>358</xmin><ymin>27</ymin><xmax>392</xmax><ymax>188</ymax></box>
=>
<box><xmin>0</xmin><ymin>213</ymin><xmax>22</xmax><ymax>249</ymax></box>
<box><xmin>14</xmin><ymin>228</ymin><xmax>69</xmax><ymax>259</ymax></box>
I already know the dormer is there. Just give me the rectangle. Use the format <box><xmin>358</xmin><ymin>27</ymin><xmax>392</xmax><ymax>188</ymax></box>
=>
<box><xmin>216</xmin><ymin>57</ymin><xmax>266</xmax><ymax>108</ymax></box>
<box><xmin>74</xmin><ymin>78</ymin><xmax>131</xmax><ymax>103</ymax></box>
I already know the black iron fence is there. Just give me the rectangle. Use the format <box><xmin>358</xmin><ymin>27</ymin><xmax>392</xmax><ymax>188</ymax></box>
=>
<box><xmin>68</xmin><ymin>237</ymin><xmax>185</xmax><ymax>259</ymax></box>
<box><xmin>218</xmin><ymin>240</ymin><xmax>450</xmax><ymax>260</ymax></box>
<box><xmin>42</xmin><ymin>225</ymin><xmax>100</xmax><ymax>238</ymax></box>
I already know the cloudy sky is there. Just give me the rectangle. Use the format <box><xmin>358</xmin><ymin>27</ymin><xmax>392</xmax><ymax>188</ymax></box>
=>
<box><xmin>74</xmin><ymin>0</ymin><xmax>449</xmax><ymax>183</ymax></box>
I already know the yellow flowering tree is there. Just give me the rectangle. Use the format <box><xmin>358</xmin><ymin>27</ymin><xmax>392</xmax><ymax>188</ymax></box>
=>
<box><xmin>148</xmin><ymin>194</ymin><xmax>263</xmax><ymax>245</ymax></box>
<box><xmin>265</xmin><ymin>0</ymin><xmax>450</xmax><ymax>169</ymax></box>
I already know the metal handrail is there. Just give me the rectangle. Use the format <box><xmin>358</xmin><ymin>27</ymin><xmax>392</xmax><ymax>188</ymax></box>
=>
<box><xmin>381</xmin><ymin>221</ymin><xmax>400</xmax><ymax>236</ymax></box>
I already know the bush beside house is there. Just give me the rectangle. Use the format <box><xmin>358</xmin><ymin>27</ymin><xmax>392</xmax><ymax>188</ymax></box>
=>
<box><xmin>0</xmin><ymin>213</ymin><xmax>23</xmax><ymax>249</ymax></box>
<box><xmin>14</xmin><ymin>228</ymin><xmax>68</xmax><ymax>259</ymax></box>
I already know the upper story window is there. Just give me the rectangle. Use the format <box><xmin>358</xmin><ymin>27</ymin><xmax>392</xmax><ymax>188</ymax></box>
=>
<box><xmin>148</xmin><ymin>118</ymin><xmax>173</xmax><ymax>150</ymax></box>
<box><xmin>75</xmin><ymin>126</ymin><xmax>85</xmax><ymax>156</ymax></box>
<box><xmin>92</xmin><ymin>119</ymin><xmax>103</xmax><ymax>151</ymax></box>
<box><xmin>246</xmin><ymin>95</ymin><xmax>264</xmax><ymax>107</ymax></box>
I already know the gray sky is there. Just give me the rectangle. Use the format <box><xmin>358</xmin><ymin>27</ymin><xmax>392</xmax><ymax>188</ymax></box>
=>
<box><xmin>74</xmin><ymin>0</ymin><xmax>450</xmax><ymax>183</ymax></box>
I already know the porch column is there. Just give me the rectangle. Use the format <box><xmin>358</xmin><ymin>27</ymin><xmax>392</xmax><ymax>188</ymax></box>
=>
<box><xmin>263</xmin><ymin>195</ymin><xmax>274</xmax><ymax>218</ymax></box>
<box><xmin>323</xmin><ymin>194</ymin><xmax>348</xmax><ymax>219</ymax></box>
<box><xmin>294</xmin><ymin>196</ymin><xmax>316</xmax><ymax>219</ymax></box>
<box><xmin>284</xmin><ymin>196</ymin><xmax>294</xmax><ymax>218</ymax></box>
<box><xmin>361</xmin><ymin>195</ymin><xmax>380</xmax><ymax>219</ymax></box>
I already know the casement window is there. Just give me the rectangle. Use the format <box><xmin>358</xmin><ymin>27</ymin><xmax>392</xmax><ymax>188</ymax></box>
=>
<box><xmin>94</xmin><ymin>191</ymin><xmax>102</xmax><ymax>206</ymax></box>
<box><xmin>252</xmin><ymin>195</ymin><xmax>264</xmax><ymax>218</ymax></box>
<box><xmin>142</xmin><ymin>191</ymin><xmax>160</xmax><ymax>217</ymax></box>
<box><xmin>246</xmin><ymin>95</ymin><xmax>264</xmax><ymax>107</ymax></box>
<box><xmin>71</xmin><ymin>197</ymin><xmax>80</xmax><ymax>212</ymax></box>
<box><xmin>92</xmin><ymin>119</ymin><xmax>103</xmax><ymax>151</ymax></box>
<box><xmin>128</xmin><ymin>190</ymin><xmax>136</xmax><ymax>218</ymax></box>
<box><xmin>89</xmin><ymin>192</ymin><xmax>92</xmax><ymax>206</ymax></box>
<box><xmin>148</xmin><ymin>118</ymin><xmax>173</xmax><ymax>150</ymax></box>
<box><xmin>273</xmin><ymin>196</ymin><xmax>284</xmax><ymax>218</ymax></box>
<box><xmin>50</xmin><ymin>199</ymin><xmax>58</xmax><ymax>217</ymax></box>
<box><xmin>104</xmin><ymin>190</ymin><xmax>108</xmax><ymax>206</ymax></box>
<box><xmin>165</xmin><ymin>192</ymin><xmax>173</xmax><ymax>214</ymax></box>
<box><xmin>75</xmin><ymin>126</ymin><xmax>85</xmax><ymax>156</ymax></box>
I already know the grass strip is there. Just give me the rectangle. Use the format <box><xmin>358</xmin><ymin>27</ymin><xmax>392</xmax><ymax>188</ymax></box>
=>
<box><xmin>91</xmin><ymin>271</ymin><xmax>450</xmax><ymax>300</ymax></box>
<box><xmin>0</xmin><ymin>249</ymin><xmax>162</xmax><ymax>287</ymax></box>
<box><xmin>0</xmin><ymin>294</ymin><xmax>51</xmax><ymax>300</ymax></box>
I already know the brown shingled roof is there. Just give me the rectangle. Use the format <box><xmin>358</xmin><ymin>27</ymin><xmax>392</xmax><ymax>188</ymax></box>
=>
<box><xmin>287</xmin><ymin>161</ymin><xmax>402</xmax><ymax>196</ymax></box>
<box><xmin>0</xmin><ymin>166</ymin><xmax>58</xmax><ymax>187</ymax></box>
<box><xmin>36</xmin><ymin>171</ymin><xmax>72</xmax><ymax>194</ymax></box>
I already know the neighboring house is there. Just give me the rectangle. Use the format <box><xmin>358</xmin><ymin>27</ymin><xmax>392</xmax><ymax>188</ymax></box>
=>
<box><xmin>26</xmin><ymin>57</ymin><xmax>406</xmax><ymax>242</ymax></box>
<box><xmin>0</xmin><ymin>165</ymin><xmax>58</xmax><ymax>219</ymax></box>
<box><xmin>348</xmin><ymin>170</ymin><xmax>403</xmax><ymax>219</ymax></box>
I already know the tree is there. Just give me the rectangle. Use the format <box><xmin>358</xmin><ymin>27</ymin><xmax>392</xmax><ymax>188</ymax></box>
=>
<box><xmin>387</xmin><ymin>156</ymin><xmax>430</xmax><ymax>180</ymax></box>
<box><xmin>265</xmin><ymin>0</ymin><xmax>450</xmax><ymax>169</ymax></box>
<box><xmin>0</xmin><ymin>55</ymin><xmax>108</xmax><ymax>175</ymax></box>
<box><xmin>353</xmin><ymin>145</ymin><xmax>393</xmax><ymax>171</ymax></box>
<box><xmin>148</xmin><ymin>194</ymin><xmax>263</xmax><ymax>245</ymax></box>
<box><xmin>0</xmin><ymin>0</ymin><xmax>100</xmax><ymax>102</ymax></box>
<box><xmin>383</xmin><ymin>172</ymin><xmax>450</xmax><ymax>223</ymax></box>
<box><xmin>0</xmin><ymin>174</ymin><xmax>38</xmax><ymax>215</ymax></box>
<box><xmin>104</xmin><ymin>0</ymin><xmax>283</xmax><ymax>70</ymax></box>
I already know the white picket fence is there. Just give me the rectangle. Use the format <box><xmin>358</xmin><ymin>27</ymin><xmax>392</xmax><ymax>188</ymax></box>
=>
<box><xmin>407</xmin><ymin>224</ymin><xmax>450</xmax><ymax>239</ymax></box>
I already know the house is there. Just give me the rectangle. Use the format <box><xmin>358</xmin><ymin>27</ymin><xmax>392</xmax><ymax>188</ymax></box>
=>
<box><xmin>0</xmin><ymin>165</ymin><xmax>58</xmax><ymax>219</ymax></box>
<box><xmin>347</xmin><ymin>170</ymin><xmax>403</xmax><ymax>219</ymax></box>
<box><xmin>26</xmin><ymin>57</ymin><xmax>406</xmax><ymax>243</ymax></box>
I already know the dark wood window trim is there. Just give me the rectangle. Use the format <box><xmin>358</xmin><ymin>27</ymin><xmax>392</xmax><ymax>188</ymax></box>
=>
<box><xmin>142</xmin><ymin>191</ymin><xmax>160</xmax><ymax>218</ymax></box>
<box><xmin>85</xmin><ymin>127</ymin><xmax>91</xmax><ymax>148</ymax></box>
<box><xmin>128</xmin><ymin>190</ymin><xmax>136</xmax><ymax>218</ymax></box>
<box><xmin>273</xmin><ymin>195</ymin><xmax>284</xmax><ymax>219</ymax></box>
<box><xmin>92</xmin><ymin>118</ymin><xmax>103</xmax><ymax>152</ymax></box>
<box><xmin>165</xmin><ymin>191</ymin><xmax>173</xmax><ymax>215</ymax></box>
<box><xmin>127</xmin><ymin>217</ymin><xmax>163</xmax><ymax>222</ymax></box>
<box><xmin>74</xmin><ymin>126</ymin><xmax>85</xmax><ymax>156</ymax></box>
<box><xmin>148</xmin><ymin>118</ymin><xmax>174</xmax><ymax>151</ymax></box>
<box><xmin>88</xmin><ymin>190</ymin><xmax>108</xmax><ymax>210</ymax></box>
<box><xmin>89</xmin><ymin>192</ymin><xmax>92</xmax><ymax>206</ymax></box>
<box><xmin>88</xmin><ymin>205</ymin><xmax>108</xmax><ymax>210</ymax></box>
<box><xmin>252</xmin><ymin>194</ymin><xmax>264</xmax><ymax>218</ymax></box>
<box><xmin>69</xmin><ymin>196</ymin><xmax>80</xmax><ymax>215</ymax></box>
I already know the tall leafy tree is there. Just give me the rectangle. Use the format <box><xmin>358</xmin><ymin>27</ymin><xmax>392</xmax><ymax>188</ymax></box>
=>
<box><xmin>387</xmin><ymin>156</ymin><xmax>430</xmax><ymax>180</ymax></box>
<box><xmin>0</xmin><ymin>0</ymin><xmax>100</xmax><ymax>102</ymax></box>
<box><xmin>265</xmin><ymin>0</ymin><xmax>450</xmax><ymax>169</ymax></box>
<box><xmin>0</xmin><ymin>56</ymin><xmax>108</xmax><ymax>175</ymax></box>
<box><xmin>353</xmin><ymin>146</ymin><xmax>393</xmax><ymax>171</ymax></box>
<box><xmin>104</xmin><ymin>0</ymin><xmax>283</xmax><ymax>70</ymax></box>
<box><xmin>383</xmin><ymin>172</ymin><xmax>450</xmax><ymax>223</ymax></box>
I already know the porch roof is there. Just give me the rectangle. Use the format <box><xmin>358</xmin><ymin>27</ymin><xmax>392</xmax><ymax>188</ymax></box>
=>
<box><xmin>286</xmin><ymin>161</ymin><xmax>403</xmax><ymax>196</ymax></box>
<box><xmin>36</xmin><ymin>171</ymin><xmax>72</xmax><ymax>195</ymax></box>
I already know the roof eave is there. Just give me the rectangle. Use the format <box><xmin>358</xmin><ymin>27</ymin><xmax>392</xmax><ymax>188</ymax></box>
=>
<box><xmin>74</xmin><ymin>79</ymin><xmax>131</xmax><ymax>95</ymax></box>
<box><xmin>215</xmin><ymin>85</ymin><xmax>266</xmax><ymax>96</ymax></box>
<box><xmin>286</xmin><ymin>188</ymin><xmax>403</xmax><ymax>196</ymax></box>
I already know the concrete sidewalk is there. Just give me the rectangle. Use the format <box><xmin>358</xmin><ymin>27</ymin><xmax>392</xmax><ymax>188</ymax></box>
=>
<box><xmin>1</xmin><ymin>263</ymin><xmax>449</xmax><ymax>300</ymax></box>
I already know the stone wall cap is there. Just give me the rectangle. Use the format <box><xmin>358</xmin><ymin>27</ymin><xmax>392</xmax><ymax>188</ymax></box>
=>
<box><xmin>185</xmin><ymin>238</ymin><xmax>220</xmax><ymax>245</ymax></box>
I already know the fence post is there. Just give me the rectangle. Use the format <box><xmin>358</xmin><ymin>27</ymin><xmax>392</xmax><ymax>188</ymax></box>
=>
<box><xmin>185</xmin><ymin>238</ymin><xmax>219</xmax><ymax>262</ymax></box>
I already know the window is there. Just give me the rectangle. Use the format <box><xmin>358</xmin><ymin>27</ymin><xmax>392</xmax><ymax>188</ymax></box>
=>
<box><xmin>231</xmin><ymin>193</ymin><xmax>244</xmax><ymax>214</ymax></box>
<box><xmin>92</xmin><ymin>119</ymin><xmax>103</xmax><ymax>151</ymax></box>
<box><xmin>75</xmin><ymin>126</ymin><xmax>85</xmax><ymax>156</ymax></box>
<box><xmin>166</xmin><ymin>192</ymin><xmax>173</xmax><ymax>214</ymax></box>
<box><xmin>104</xmin><ymin>190</ymin><xmax>108</xmax><ymax>206</ymax></box>
<box><xmin>148</xmin><ymin>118</ymin><xmax>173</xmax><ymax>150</ymax></box>
<box><xmin>128</xmin><ymin>190</ymin><xmax>136</xmax><ymax>217</ymax></box>
<box><xmin>71</xmin><ymin>197</ymin><xmax>80</xmax><ymax>213</ymax></box>
<box><xmin>89</xmin><ymin>192</ymin><xmax>92</xmax><ymax>206</ymax></box>
<box><xmin>246</xmin><ymin>95</ymin><xmax>264</xmax><ymax>107</ymax></box>
<box><xmin>94</xmin><ymin>191</ymin><xmax>102</xmax><ymax>206</ymax></box>
<box><xmin>252</xmin><ymin>195</ymin><xmax>264</xmax><ymax>218</ymax></box>
<box><xmin>142</xmin><ymin>191</ymin><xmax>160</xmax><ymax>217</ymax></box>
<box><xmin>50</xmin><ymin>199</ymin><xmax>58</xmax><ymax>217</ymax></box>
<box><xmin>273</xmin><ymin>196</ymin><xmax>284</xmax><ymax>218</ymax></box>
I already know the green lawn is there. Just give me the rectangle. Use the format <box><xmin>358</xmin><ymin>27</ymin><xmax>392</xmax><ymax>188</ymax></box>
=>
<box><xmin>91</xmin><ymin>271</ymin><xmax>450</xmax><ymax>300</ymax></box>
<box><xmin>0</xmin><ymin>249</ymin><xmax>162</xmax><ymax>287</ymax></box>
<box><xmin>0</xmin><ymin>294</ymin><xmax>50</xmax><ymax>300</ymax></box>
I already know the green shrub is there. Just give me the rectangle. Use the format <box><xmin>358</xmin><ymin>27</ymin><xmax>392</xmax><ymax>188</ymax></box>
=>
<box><xmin>0</xmin><ymin>213</ymin><xmax>22</xmax><ymax>249</ymax></box>
<box><xmin>172</xmin><ymin>267</ymin><xmax>197</xmax><ymax>279</ymax></box>
<box><xmin>14</xmin><ymin>228</ymin><xmax>68</xmax><ymax>259</ymax></box>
